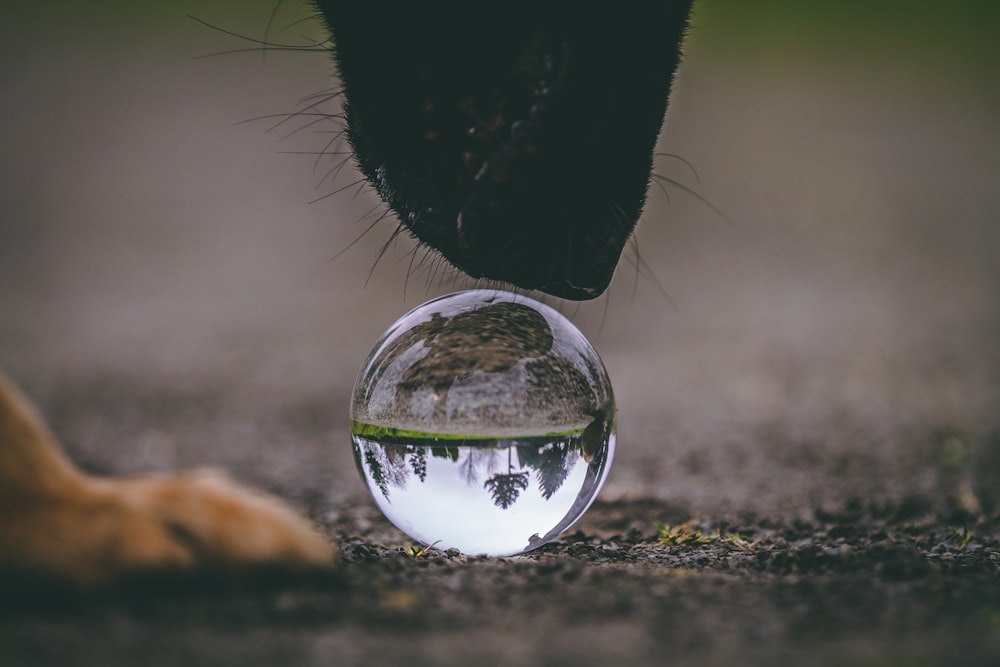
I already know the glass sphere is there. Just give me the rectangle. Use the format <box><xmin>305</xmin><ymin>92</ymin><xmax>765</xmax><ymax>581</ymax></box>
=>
<box><xmin>351</xmin><ymin>289</ymin><xmax>615</xmax><ymax>556</ymax></box>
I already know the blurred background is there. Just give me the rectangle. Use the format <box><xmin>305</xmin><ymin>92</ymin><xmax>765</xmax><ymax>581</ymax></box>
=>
<box><xmin>1</xmin><ymin>1</ymin><xmax>998</xmax><ymax>522</ymax></box>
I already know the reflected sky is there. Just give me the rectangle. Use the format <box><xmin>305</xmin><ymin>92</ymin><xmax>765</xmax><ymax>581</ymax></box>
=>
<box><xmin>353</xmin><ymin>433</ymin><xmax>615</xmax><ymax>555</ymax></box>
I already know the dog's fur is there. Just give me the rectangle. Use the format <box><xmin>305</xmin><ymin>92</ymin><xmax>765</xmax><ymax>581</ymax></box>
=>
<box><xmin>317</xmin><ymin>2</ymin><xmax>694</xmax><ymax>300</ymax></box>
<box><xmin>0</xmin><ymin>2</ymin><xmax>693</xmax><ymax>583</ymax></box>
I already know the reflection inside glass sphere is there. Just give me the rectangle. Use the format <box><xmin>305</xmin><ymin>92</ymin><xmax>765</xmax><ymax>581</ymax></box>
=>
<box><xmin>352</xmin><ymin>423</ymin><xmax>614</xmax><ymax>556</ymax></box>
<box><xmin>351</xmin><ymin>290</ymin><xmax>616</xmax><ymax>556</ymax></box>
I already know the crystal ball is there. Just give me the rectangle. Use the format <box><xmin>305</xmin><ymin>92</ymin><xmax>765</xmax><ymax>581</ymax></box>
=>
<box><xmin>351</xmin><ymin>289</ymin><xmax>615</xmax><ymax>556</ymax></box>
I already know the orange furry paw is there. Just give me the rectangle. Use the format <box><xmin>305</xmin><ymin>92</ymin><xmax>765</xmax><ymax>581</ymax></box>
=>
<box><xmin>1</xmin><ymin>471</ymin><xmax>336</xmax><ymax>586</ymax></box>
<box><xmin>0</xmin><ymin>371</ymin><xmax>335</xmax><ymax>585</ymax></box>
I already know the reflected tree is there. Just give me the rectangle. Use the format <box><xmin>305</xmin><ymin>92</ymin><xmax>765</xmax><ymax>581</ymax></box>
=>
<box><xmin>407</xmin><ymin>446</ymin><xmax>427</xmax><ymax>482</ymax></box>
<box><xmin>359</xmin><ymin>440</ymin><xmax>409</xmax><ymax>499</ymax></box>
<box><xmin>519</xmin><ymin>439</ymin><xmax>576</xmax><ymax>500</ymax></box>
<box><xmin>483</xmin><ymin>448</ymin><xmax>529</xmax><ymax>509</ymax></box>
<box><xmin>363</xmin><ymin>447</ymin><xmax>389</xmax><ymax>498</ymax></box>
<box><xmin>430</xmin><ymin>444</ymin><xmax>460</xmax><ymax>462</ymax></box>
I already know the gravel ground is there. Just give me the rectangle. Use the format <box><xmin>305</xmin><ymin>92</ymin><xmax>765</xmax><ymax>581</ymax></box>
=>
<box><xmin>2</xmin><ymin>3</ymin><xmax>999</xmax><ymax>666</ymax></box>
<box><xmin>3</xmin><ymin>497</ymin><xmax>999</xmax><ymax>666</ymax></box>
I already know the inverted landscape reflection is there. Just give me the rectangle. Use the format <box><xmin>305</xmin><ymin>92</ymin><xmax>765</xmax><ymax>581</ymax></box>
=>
<box><xmin>352</xmin><ymin>429</ymin><xmax>615</xmax><ymax>555</ymax></box>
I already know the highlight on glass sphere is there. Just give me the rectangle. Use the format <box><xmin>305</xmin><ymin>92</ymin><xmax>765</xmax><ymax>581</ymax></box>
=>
<box><xmin>351</xmin><ymin>289</ymin><xmax>615</xmax><ymax>556</ymax></box>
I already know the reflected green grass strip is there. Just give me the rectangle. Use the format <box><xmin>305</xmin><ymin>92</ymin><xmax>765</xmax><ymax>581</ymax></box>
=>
<box><xmin>350</xmin><ymin>420</ymin><xmax>587</xmax><ymax>443</ymax></box>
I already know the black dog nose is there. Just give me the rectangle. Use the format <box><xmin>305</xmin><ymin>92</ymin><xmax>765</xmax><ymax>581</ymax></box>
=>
<box><xmin>318</xmin><ymin>3</ymin><xmax>694</xmax><ymax>300</ymax></box>
<box><xmin>453</xmin><ymin>198</ymin><xmax>627</xmax><ymax>301</ymax></box>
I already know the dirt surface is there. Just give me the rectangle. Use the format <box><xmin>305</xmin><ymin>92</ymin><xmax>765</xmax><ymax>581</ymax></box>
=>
<box><xmin>3</xmin><ymin>496</ymin><xmax>999</xmax><ymax>666</ymax></box>
<box><xmin>2</xmin><ymin>2</ymin><xmax>1000</xmax><ymax>666</ymax></box>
